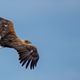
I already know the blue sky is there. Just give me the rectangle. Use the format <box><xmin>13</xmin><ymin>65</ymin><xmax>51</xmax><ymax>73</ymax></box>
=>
<box><xmin>0</xmin><ymin>0</ymin><xmax>80</xmax><ymax>80</ymax></box>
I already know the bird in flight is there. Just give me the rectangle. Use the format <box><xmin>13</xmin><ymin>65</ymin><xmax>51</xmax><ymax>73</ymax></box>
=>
<box><xmin>0</xmin><ymin>17</ymin><xmax>39</xmax><ymax>69</ymax></box>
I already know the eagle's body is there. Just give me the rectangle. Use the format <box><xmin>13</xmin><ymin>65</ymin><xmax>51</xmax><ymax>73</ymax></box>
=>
<box><xmin>0</xmin><ymin>17</ymin><xmax>39</xmax><ymax>69</ymax></box>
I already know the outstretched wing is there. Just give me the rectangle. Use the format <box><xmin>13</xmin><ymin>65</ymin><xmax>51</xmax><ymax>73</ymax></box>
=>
<box><xmin>18</xmin><ymin>44</ymin><xmax>39</xmax><ymax>69</ymax></box>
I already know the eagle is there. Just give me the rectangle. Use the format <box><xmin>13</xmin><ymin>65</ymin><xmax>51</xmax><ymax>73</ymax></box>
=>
<box><xmin>0</xmin><ymin>17</ymin><xmax>39</xmax><ymax>69</ymax></box>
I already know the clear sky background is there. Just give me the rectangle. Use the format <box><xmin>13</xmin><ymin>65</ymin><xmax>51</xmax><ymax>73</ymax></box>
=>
<box><xmin>0</xmin><ymin>0</ymin><xmax>80</xmax><ymax>80</ymax></box>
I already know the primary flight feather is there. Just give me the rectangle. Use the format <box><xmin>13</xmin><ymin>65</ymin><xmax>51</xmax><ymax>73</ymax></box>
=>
<box><xmin>0</xmin><ymin>17</ymin><xmax>39</xmax><ymax>69</ymax></box>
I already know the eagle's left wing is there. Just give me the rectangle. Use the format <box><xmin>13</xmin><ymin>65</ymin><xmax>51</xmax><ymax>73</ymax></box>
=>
<box><xmin>18</xmin><ymin>44</ymin><xmax>39</xmax><ymax>69</ymax></box>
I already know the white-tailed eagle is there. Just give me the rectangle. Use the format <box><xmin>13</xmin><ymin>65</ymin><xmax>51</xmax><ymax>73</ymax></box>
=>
<box><xmin>0</xmin><ymin>17</ymin><xmax>39</xmax><ymax>69</ymax></box>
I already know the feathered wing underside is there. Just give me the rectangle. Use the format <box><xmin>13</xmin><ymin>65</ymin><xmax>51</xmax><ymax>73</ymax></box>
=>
<box><xmin>14</xmin><ymin>39</ymin><xmax>39</xmax><ymax>69</ymax></box>
<box><xmin>2</xmin><ymin>37</ymin><xmax>39</xmax><ymax>69</ymax></box>
<box><xmin>16</xmin><ymin>40</ymin><xmax>39</xmax><ymax>69</ymax></box>
<box><xmin>18</xmin><ymin>45</ymin><xmax>39</xmax><ymax>69</ymax></box>
<box><xmin>0</xmin><ymin>17</ymin><xmax>39</xmax><ymax>69</ymax></box>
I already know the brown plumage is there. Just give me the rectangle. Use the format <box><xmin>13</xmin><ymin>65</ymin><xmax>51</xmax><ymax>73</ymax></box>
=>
<box><xmin>0</xmin><ymin>17</ymin><xmax>39</xmax><ymax>69</ymax></box>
